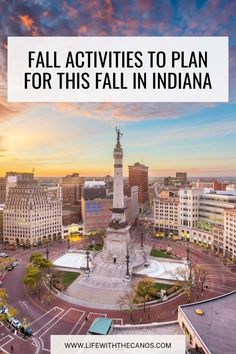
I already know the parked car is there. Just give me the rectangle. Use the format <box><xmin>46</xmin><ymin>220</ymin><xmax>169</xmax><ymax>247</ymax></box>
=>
<box><xmin>11</xmin><ymin>319</ymin><xmax>21</xmax><ymax>330</ymax></box>
<box><xmin>0</xmin><ymin>274</ymin><xmax>5</xmax><ymax>281</ymax></box>
<box><xmin>6</xmin><ymin>316</ymin><xmax>15</xmax><ymax>323</ymax></box>
<box><xmin>12</xmin><ymin>261</ymin><xmax>18</xmax><ymax>267</ymax></box>
<box><xmin>7</xmin><ymin>265</ymin><xmax>14</xmax><ymax>271</ymax></box>
<box><xmin>20</xmin><ymin>326</ymin><xmax>33</xmax><ymax>337</ymax></box>
<box><xmin>0</xmin><ymin>252</ymin><xmax>8</xmax><ymax>258</ymax></box>
<box><xmin>0</xmin><ymin>306</ymin><xmax>8</xmax><ymax>314</ymax></box>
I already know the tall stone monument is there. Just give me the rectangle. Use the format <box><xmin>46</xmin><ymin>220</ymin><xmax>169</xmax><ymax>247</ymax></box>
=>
<box><xmin>103</xmin><ymin>128</ymin><xmax>133</xmax><ymax>264</ymax></box>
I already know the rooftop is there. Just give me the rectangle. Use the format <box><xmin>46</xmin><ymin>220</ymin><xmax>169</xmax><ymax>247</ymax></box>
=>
<box><xmin>84</xmin><ymin>181</ymin><xmax>105</xmax><ymax>188</ymax></box>
<box><xmin>114</xmin><ymin>321</ymin><xmax>182</xmax><ymax>335</ymax></box>
<box><xmin>88</xmin><ymin>318</ymin><xmax>113</xmax><ymax>335</ymax></box>
<box><xmin>179</xmin><ymin>290</ymin><xmax>236</xmax><ymax>354</ymax></box>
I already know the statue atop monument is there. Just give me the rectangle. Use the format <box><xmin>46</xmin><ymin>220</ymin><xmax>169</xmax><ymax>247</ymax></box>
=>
<box><xmin>116</xmin><ymin>127</ymin><xmax>123</xmax><ymax>146</ymax></box>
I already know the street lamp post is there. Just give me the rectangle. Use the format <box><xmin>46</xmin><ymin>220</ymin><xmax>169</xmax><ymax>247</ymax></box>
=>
<box><xmin>48</xmin><ymin>272</ymin><xmax>52</xmax><ymax>291</ymax></box>
<box><xmin>86</xmin><ymin>249</ymin><xmax>90</xmax><ymax>274</ymax></box>
<box><xmin>46</xmin><ymin>242</ymin><xmax>49</xmax><ymax>260</ymax></box>
<box><xmin>147</xmin><ymin>305</ymin><xmax>151</xmax><ymax>320</ymax></box>
<box><xmin>126</xmin><ymin>247</ymin><xmax>130</xmax><ymax>279</ymax></box>
<box><xmin>140</xmin><ymin>232</ymin><xmax>144</xmax><ymax>250</ymax></box>
<box><xmin>186</xmin><ymin>243</ymin><xmax>190</xmax><ymax>265</ymax></box>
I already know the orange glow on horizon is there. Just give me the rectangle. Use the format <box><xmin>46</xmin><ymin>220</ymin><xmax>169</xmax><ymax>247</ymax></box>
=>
<box><xmin>19</xmin><ymin>15</ymin><xmax>33</xmax><ymax>30</ymax></box>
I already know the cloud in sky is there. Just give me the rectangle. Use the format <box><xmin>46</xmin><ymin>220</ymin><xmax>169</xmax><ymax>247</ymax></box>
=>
<box><xmin>0</xmin><ymin>0</ymin><xmax>235</xmax><ymax>124</ymax></box>
<box><xmin>0</xmin><ymin>0</ymin><xmax>236</xmax><ymax>175</ymax></box>
<box><xmin>56</xmin><ymin>102</ymin><xmax>216</xmax><ymax>122</ymax></box>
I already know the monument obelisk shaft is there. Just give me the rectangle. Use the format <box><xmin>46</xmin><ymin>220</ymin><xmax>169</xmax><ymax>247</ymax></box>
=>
<box><xmin>110</xmin><ymin>128</ymin><xmax>127</xmax><ymax>228</ymax></box>
<box><xmin>103</xmin><ymin>128</ymin><xmax>130</xmax><ymax>263</ymax></box>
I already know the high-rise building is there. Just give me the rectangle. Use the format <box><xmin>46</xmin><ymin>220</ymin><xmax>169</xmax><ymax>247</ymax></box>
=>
<box><xmin>164</xmin><ymin>172</ymin><xmax>188</xmax><ymax>187</ymax></box>
<box><xmin>224</xmin><ymin>208</ymin><xmax>236</xmax><ymax>258</ymax></box>
<box><xmin>62</xmin><ymin>173</ymin><xmax>84</xmax><ymax>206</ymax></box>
<box><xmin>81</xmin><ymin>197</ymin><xmax>112</xmax><ymax>233</ymax></box>
<box><xmin>195</xmin><ymin>178</ymin><xmax>227</xmax><ymax>190</ymax></box>
<box><xmin>3</xmin><ymin>179</ymin><xmax>62</xmax><ymax>246</ymax></box>
<box><xmin>5</xmin><ymin>171</ymin><xmax>34</xmax><ymax>198</ymax></box>
<box><xmin>81</xmin><ymin>186</ymin><xmax>138</xmax><ymax>233</ymax></box>
<box><xmin>0</xmin><ymin>205</ymin><xmax>3</xmax><ymax>244</ymax></box>
<box><xmin>212</xmin><ymin>224</ymin><xmax>224</xmax><ymax>254</ymax></box>
<box><xmin>0</xmin><ymin>177</ymin><xmax>6</xmax><ymax>204</ymax></box>
<box><xmin>198</xmin><ymin>192</ymin><xmax>236</xmax><ymax>230</ymax></box>
<box><xmin>124</xmin><ymin>185</ymin><xmax>139</xmax><ymax>222</ymax></box>
<box><xmin>128</xmin><ymin>162</ymin><xmax>148</xmax><ymax>214</ymax></box>
<box><xmin>154</xmin><ymin>191</ymin><xmax>179</xmax><ymax>235</ymax></box>
<box><xmin>179</xmin><ymin>188</ymin><xmax>203</xmax><ymax>229</ymax></box>
<box><xmin>62</xmin><ymin>173</ymin><xmax>84</xmax><ymax>225</ymax></box>
<box><xmin>176</xmin><ymin>172</ymin><xmax>187</xmax><ymax>181</ymax></box>
<box><xmin>82</xmin><ymin>181</ymin><xmax>106</xmax><ymax>200</ymax></box>
<box><xmin>104</xmin><ymin>174</ymin><xmax>113</xmax><ymax>193</ymax></box>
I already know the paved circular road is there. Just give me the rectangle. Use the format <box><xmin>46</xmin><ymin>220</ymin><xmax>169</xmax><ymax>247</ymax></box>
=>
<box><xmin>1</xmin><ymin>228</ymin><xmax>236</xmax><ymax>353</ymax></box>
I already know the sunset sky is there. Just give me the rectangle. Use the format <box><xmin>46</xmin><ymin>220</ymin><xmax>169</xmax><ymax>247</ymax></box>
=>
<box><xmin>0</xmin><ymin>0</ymin><xmax>236</xmax><ymax>177</ymax></box>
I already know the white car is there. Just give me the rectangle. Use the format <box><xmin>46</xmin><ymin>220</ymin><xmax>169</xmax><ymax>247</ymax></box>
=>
<box><xmin>0</xmin><ymin>252</ymin><xmax>8</xmax><ymax>258</ymax></box>
<box><xmin>11</xmin><ymin>319</ymin><xmax>21</xmax><ymax>330</ymax></box>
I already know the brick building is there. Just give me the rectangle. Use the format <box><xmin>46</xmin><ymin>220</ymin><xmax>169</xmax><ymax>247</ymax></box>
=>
<box><xmin>128</xmin><ymin>162</ymin><xmax>148</xmax><ymax>214</ymax></box>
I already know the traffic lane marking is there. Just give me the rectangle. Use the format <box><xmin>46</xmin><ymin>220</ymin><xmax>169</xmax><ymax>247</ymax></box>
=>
<box><xmin>0</xmin><ymin>335</ymin><xmax>13</xmax><ymax>344</ymax></box>
<box><xmin>69</xmin><ymin>310</ymin><xmax>85</xmax><ymax>334</ymax></box>
<box><xmin>0</xmin><ymin>335</ymin><xmax>14</xmax><ymax>347</ymax></box>
<box><xmin>29</xmin><ymin>306</ymin><xmax>64</xmax><ymax>326</ymax></box>
<box><xmin>39</xmin><ymin>308</ymin><xmax>85</xmax><ymax>351</ymax></box>
<box><xmin>39</xmin><ymin>307</ymin><xmax>85</xmax><ymax>351</ymax></box>
<box><xmin>40</xmin><ymin>308</ymin><xmax>84</xmax><ymax>337</ymax></box>
<box><xmin>33</xmin><ymin>308</ymin><xmax>64</xmax><ymax>335</ymax></box>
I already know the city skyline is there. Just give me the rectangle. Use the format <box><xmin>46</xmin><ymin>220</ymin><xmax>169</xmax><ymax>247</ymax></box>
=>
<box><xmin>0</xmin><ymin>0</ymin><xmax>236</xmax><ymax>176</ymax></box>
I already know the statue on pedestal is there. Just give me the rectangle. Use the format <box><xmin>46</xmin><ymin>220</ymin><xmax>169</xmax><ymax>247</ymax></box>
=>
<box><xmin>116</xmin><ymin>127</ymin><xmax>123</xmax><ymax>146</ymax></box>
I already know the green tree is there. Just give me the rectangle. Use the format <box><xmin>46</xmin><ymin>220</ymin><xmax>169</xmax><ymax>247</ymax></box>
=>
<box><xmin>0</xmin><ymin>288</ymin><xmax>8</xmax><ymax>305</ymax></box>
<box><xmin>24</xmin><ymin>264</ymin><xmax>42</xmax><ymax>297</ymax></box>
<box><xmin>29</xmin><ymin>252</ymin><xmax>52</xmax><ymax>273</ymax></box>
<box><xmin>21</xmin><ymin>317</ymin><xmax>29</xmax><ymax>338</ymax></box>
<box><xmin>0</xmin><ymin>288</ymin><xmax>17</xmax><ymax>320</ymax></box>
<box><xmin>134</xmin><ymin>278</ymin><xmax>156</xmax><ymax>311</ymax></box>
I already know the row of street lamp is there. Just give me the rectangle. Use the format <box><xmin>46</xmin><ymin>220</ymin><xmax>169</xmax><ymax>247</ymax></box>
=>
<box><xmin>46</xmin><ymin>238</ymin><xmax>91</xmax><ymax>273</ymax></box>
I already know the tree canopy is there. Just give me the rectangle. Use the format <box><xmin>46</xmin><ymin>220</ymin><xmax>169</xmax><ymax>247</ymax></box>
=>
<box><xmin>133</xmin><ymin>278</ymin><xmax>156</xmax><ymax>310</ymax></box>
<box><xmin>29</xmin><ymin>252</ymin><xmax>53</xmax><ymax>272</ymax></box>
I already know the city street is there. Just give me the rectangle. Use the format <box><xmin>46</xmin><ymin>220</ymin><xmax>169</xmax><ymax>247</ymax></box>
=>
<box><xmin>1</xmin><ymin>227</ymin><xmax>236</xmax><ymax>353</ymax></box>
